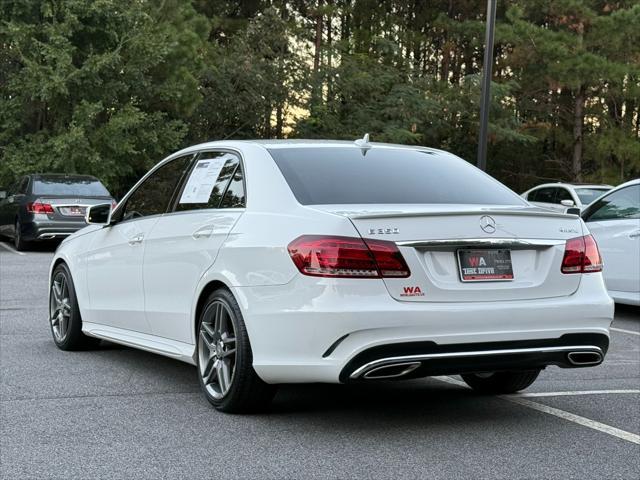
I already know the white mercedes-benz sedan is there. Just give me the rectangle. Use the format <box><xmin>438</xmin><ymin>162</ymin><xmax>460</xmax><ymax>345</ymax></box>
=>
<box><xmin>581</xmin><ymin>178</ymin><xmax>640</xmax><ymax>306</ymax></box>
<box><xmin>48</xmin><ymin>139</ymin><xmax>614</xmax><ymax>412</ymax></box>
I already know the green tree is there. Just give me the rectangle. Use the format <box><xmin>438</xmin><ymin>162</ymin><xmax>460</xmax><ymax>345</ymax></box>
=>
<box><xmin>0</xmin><ymin>0</ymin><xmax>209</xmax><ymax>196</ymax></box>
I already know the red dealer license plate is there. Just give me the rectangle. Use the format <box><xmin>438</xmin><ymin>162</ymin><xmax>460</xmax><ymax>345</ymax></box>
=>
<box><xmin>457</xmin><ymin>249</ymin><xmax>514</xmax><ymax>282</ymax></box>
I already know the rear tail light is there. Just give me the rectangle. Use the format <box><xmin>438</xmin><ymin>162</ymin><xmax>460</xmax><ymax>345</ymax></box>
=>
<box><xmin>561</xmin><ymin>234</ymin><xmax>603</xmax><ymax>274</ymax></box>
<box><xmin>27</xmin><ymin>201</ymin><xmax>54</xmax><ymax>214</ymax></box>
<box><xmin>287</xmin><ymin>235</ymin><xmax>411</xmax><ymax>278</ymax></box>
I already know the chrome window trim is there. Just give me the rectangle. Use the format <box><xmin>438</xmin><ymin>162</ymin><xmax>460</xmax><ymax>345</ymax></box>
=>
<box><xmin>396</xmin><ymin>238</ymin><xmax>565</xmax><ymax>249</ymax></box>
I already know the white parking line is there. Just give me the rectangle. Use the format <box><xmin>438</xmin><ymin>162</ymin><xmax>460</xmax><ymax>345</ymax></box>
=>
<box><xmin>610</xmin><ymin>327</ymin><xmax>640</xmax><ymax>336</ymax></box>
<box><xmin>516</xmin><ymin>389</ymin><xmax>640</xmax><ymax>398</ymax></box>
<box><xmin>0</xmin><ymin>242</ymin><xmax>25</xmax><ymax>255</ymax></box>
<box><xmin>506</xmin><ymin>396</ymin><xmax>640</xmax><ymax>445</ymax></box>
<box><xmin>433</xmin><ymin>376</ymin><xmax>640</xmax><ymax>445</ymax></box>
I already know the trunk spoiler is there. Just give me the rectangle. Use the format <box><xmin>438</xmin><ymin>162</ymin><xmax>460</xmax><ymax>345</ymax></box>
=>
<box><xmin>342</xmin><ymin>208</ymin><xmax>579</xmax><ymax>220</ymax></box>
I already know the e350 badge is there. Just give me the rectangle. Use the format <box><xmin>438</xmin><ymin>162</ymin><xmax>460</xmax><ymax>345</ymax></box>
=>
<box><xmin>400</xmin><ymin>286</ymin><xmax>425</xmax><ymax>297</ymax></box>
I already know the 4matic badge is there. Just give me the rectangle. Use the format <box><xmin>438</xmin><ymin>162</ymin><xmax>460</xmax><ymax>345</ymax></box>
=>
<box><xmin>400</xmin><ymin>286</ymin><xmax>425</xmax><ymax>297</ymax></box>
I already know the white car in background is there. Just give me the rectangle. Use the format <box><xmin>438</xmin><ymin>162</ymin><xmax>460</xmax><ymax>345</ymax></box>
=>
<box><xmin>522</xmin><ymin>183</ymin><xmax>612</xmax><ymax>212</ymax></box>
<box><xmin>48</xmin><ymin>139</ymin><xmax>614</xmax><ymax>413</ymax></box>
<box><xmin>582</xmin><ymin>179</ymin><xmax>640</xmax><ymax>306</ymax></box>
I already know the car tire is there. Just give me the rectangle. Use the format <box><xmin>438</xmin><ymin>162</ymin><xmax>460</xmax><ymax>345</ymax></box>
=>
<box><xmin>14</xmin><ymin>219</ymin><xmax>30</xmax><ymax>251</ymax></box>
<box><xmin>49</xmin><ymin>263</ymin><xmax>100</xmax><ymax>350</ymax></box>
<box><xmin>461</xmin><ymin>370</ymin><xmax>541</xmax><ymax>394</ymax></box>
<box><xmin>196</xmin><ymin>288</ymin><xmax>276</xmax><ymax>413</ymax></box>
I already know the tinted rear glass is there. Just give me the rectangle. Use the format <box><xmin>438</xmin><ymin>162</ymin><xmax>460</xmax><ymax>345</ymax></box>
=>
<box><xmin>33</xmin><ymin>178</ymin><xmax>110</xmax><ymax>196</ymax></box>
<box><xmin>268</xmin><ymin>147</ymin><xmax>524</xmax><ymax>205</ymax></box>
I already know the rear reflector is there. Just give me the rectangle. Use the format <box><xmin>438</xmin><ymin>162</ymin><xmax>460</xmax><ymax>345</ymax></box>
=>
<box><xmin>288</xmin><ymin>235</ymin><xmax>410</xmax><ymax>278</ymax></box>
<box><xmin>27</xmin><ymin>201</ymin><xmax>54</xmax><ymax>214</ymax></box>
<box><xmin>561</xmin><ymin>235</ymin><xmax>603</xmax><ymax>274</ymax></box>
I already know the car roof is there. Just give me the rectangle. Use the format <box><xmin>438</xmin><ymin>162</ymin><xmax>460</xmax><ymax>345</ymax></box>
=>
<box><xmin>172</xmin><ymin>139</ymin><xmax>450</xmax><ymax>157</ymax></box>
<box><xmin>528</xmin><ymin>182</ymin><xmax>613</xmax><ymax>190</ymax></box>
<box><xmin>30</xmin><ymin>173</ymin><xmax>100</xmax><ymax>182</ymax></box>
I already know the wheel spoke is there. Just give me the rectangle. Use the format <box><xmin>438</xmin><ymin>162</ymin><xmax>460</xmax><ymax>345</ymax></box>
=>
<box><xmin>202</xmin><ymin>357</ymin><xmax>217</xmax><ymax>384</ymax></box>
<box><xmin>216</xmin><ymin>359</ymin><xmax>230</xmax><ymax>393</ymax></box>
<box><xmin>199</xmin><ymin>330</ymin><xmax>213</xmax><ymax>353</ymax></box>
<box><xmin>201</xmin><ymin>322</ymin><xmax>215</xmax><ymax>341</ymax></box>
<box><xmin>59</xmin><ymin>276</ymin><xmax>66</xmax><ymax>297</ymax></box>
<box><xmin>58</xmin><ymin>314</ymin><xmax>66</xmax><ymax>338</ymax></box>
<box><xmin>52</xmin><ymin>282</ymin><xmax>62</xmax><ymax>303</ymax></box>
<box><xmin>221</xmin><ymin>348</ymin><xmax>235</xmax><ymax>359</ymax></box>
<box><xmin>213</xmin><ymin>303</ymin><xmax>222</xmax><ymax>333</ymax></box>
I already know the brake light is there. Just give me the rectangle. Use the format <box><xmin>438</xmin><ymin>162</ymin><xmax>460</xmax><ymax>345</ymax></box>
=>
<box><xmin>561</xmin><ymin>235</ymin><xmax>602</xmax><ymax>274</ymax></box>
<box><xmin>582</xmin><ymin>235</ymin><xmax>603</xmax><ymax>272</ymax></box>
<box><xmin>27</xmin><ymin>201</ymin><xmax>54</xmax><ymax>214</ymax></box>
<box><xmin>287</xmin><ymin>235</ymin><xmax>410</xmax><ymax>278</ymax></box>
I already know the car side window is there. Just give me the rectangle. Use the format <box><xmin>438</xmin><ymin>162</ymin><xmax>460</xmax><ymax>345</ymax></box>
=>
<box><xmin>174</xmin><ymin>151</ymin><xmax>243</xmax><ymax>212</ymax></box>
<box><xmin>556</xmin><ymin>188</ymin><xmax>573</xmax><ymax>203</ymax></box>
<box><xmin>533</xmin><ymin>187</ymin><xmax>556</xmax><ymax>204</ymax></box>
<box><xmin>119</xmin><ymin>154</ymin><xmax>194</xmax><ymax>222</ymax></box>
<box><xmin>220</xmin><ymin>162</ymin><xmax>245</xmax><ymax>208</ymax></box>
<box><xmin>584</xmin><ymin>185</ymin><xmax>640</xmax><ymax>222</ymax></box>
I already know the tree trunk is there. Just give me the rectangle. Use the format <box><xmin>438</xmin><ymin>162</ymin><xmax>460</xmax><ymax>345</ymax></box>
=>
<box><xmin>275</xmin><ymin>104</ymin><xmax>284</xmax><ymax>138</ymax></box>
<box><xmin>572</xmin><ymin>86</ymin><xmax>585</xmax><ymax>182</ymax></box>
<box><xmin>327</xmin><ymin>0</ymin><xmax>333</xmax><ymax>98</ymax></box>
<box><xmin>313</xmin><ymin>1</ymin><xmax>323</xmax><ymax>72</ymax></box>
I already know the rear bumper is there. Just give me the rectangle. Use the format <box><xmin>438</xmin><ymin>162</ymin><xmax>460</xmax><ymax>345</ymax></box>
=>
<box><xmin>21</xmin><ymin>219</ymin><xmax>86</xmax><ymax>241</ymax></box>
<box><xmin>340</xmin><ymin>333</ymin><xmax>607</xmax><ymax>382</ymax></box>
<box><xmin>233</xmin><ymin>273</ymin><xmax>614</xmax><ymax>384</ymax></box>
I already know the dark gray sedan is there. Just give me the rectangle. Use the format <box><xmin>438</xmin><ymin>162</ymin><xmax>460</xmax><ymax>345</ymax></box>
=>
<box><xmin>0</xmin><ymin>174</ymin><xmax>115</xmax><ymax>250</ymax></box>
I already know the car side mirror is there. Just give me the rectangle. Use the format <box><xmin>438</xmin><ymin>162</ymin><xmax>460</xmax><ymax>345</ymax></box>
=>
<box><xmin>86</xmin><ymin>203</ymin><xmax>112</xmax><ymax>225</ymax></box>
<box><xmin>0</xmin><ymin>191</ymin><xmax>6</xmax><ymax>200</ymax></box>
<box><xmin>560</xmin><ymin>199</ymin><xmax>575</xmax><ymax>207</ymax></box>
<box><xmin>565</xmin><ymin>207</ymin><xmax>581</xmax><ymax>216</ymax></box>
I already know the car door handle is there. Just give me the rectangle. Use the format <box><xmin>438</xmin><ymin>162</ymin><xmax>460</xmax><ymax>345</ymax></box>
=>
<box><xmin>128</xmin><ymin>234</ymin><xmax>144</xmax><ymax>245</ymax></box>
<box><xmin>192</xmin><ymin>225</ymin><xmax>214</xmax><ymax>239</ymax></box>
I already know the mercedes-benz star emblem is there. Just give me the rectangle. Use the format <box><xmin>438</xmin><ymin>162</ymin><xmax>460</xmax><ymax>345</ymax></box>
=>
<box><xmin>479</xmin><ymin>215</ymin><xmax>496</xmax><ymax>234</ymax></box>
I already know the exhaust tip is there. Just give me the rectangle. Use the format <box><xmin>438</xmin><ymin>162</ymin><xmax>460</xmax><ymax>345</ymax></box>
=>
<box><xmin>567</xmin><ymin>351</ymin><xmax>603</xmax><ymax>366</ymax></box>
<box><xmin>362</xmin><ymin>362</ymin><xmax>421</xmax><ymax>380</ymax></box>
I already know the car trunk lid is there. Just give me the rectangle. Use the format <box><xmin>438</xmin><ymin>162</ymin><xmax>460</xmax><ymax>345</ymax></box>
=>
<box><xmin>311</xmin><ymin>204</ymin><xmax>584</xmax><ymax>302</ymax></box>
<box><xmin>34</xmin><ymin>196</ymin><xmax>113</xmax><ymax>222</ymax></box>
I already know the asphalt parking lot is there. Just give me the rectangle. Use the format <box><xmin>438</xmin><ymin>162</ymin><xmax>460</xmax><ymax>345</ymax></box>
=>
<box><xmin>1</xmin><ymin>241</ymin><xmax>638</xmax><ymax>479</ymax></box>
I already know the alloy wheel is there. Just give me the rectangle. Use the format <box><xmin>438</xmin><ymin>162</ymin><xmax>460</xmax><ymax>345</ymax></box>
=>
<box><xmin>50</xmin><ymin>272</ymin><xmax>71</xmax><ymax>342</ymax></box>
<box><xmin>198</xmin><ymin>300</ymin><xmax>237</xmax><ymax>399</ymax></box>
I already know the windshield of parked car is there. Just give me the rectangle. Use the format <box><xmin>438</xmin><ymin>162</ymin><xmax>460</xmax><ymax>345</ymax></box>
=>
<box><xmin>269</xmin><ymin>147</ymin><xmax>525</xmax><ymax>205</ymax></box>
<box><xmin>33</xmin><ymin>177</ymin><xmax>111</xmax><ymax>196</ymax></box>
<box><xmin>575</xmin><ymin>188</ymin><xmax>610</xmax><ymax>205</ymax></box>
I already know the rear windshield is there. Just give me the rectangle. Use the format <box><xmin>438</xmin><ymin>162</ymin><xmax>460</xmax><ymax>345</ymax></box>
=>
<box><xmin>268</xmin><ymin>147</ymin><xmax>524</xmax><ymax>205</ymax></box>
<box><xmin>575</xmin><ymin>188</ymin><xmax>610</xmax><ymax>205</ymax></box>
<box><xmin>33</xmin><ymin>178</ymin><xmax>110</xmax><ymax>197</ymax></box>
